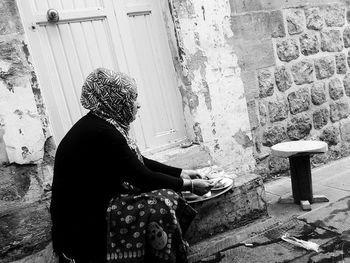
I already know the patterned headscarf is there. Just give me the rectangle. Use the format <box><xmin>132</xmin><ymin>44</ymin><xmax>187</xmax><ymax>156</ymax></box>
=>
<box><xmin>81</xmin><ymin>68</ymin><xmax>143</xmax><ymax>163</ymax></box>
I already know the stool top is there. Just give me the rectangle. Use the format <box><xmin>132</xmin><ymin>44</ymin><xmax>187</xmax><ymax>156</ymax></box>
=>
<box><xmin>271</xmin><ymin>140</ymin><xmax>328</xmax><ymax>158</ymax></box>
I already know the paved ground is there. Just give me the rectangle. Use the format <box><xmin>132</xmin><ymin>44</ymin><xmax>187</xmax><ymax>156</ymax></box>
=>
<box><xmin>189</xmin><ymin>156</ymin><xmax>350</xmax><ymax>263</ymax></box>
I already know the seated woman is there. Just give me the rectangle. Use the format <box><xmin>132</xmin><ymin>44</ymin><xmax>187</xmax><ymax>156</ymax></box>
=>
<box><xmin>50</xmin><ymin>68</ymin><xmax>214</xmax><ymax>263</ymax></box>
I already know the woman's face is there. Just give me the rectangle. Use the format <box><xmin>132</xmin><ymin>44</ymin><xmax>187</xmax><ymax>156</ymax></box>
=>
<box><xmin>131</xmin><ymin>99</ymin><xmax>141</xmax><ymax>121</ymax></box>
<box><xmin>128</xmin><ymin>79</ymin><xmax>140</xmax><ymax>122</ymax></box>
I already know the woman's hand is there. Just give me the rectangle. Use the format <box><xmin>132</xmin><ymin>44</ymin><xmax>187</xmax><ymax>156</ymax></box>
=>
<box><xmin>180</xmin><ymin>169</ymin><xmax>205</xmax><ymax>180</ymax></box>
<box><xmin>181</xmin><ymin>178</ymin><xmax>214</xmax><ymax>196</ymax></box>
<box><xmin>192</xmin><ymin>179</ymin><xmax>214</xmax><ymax>196</ymax></box>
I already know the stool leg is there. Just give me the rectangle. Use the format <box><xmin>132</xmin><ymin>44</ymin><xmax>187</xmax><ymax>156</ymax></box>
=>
<box><xmin>289</xmin><ymin>155</ymin><xmax>313</xmax><ymax>204</ymax></box>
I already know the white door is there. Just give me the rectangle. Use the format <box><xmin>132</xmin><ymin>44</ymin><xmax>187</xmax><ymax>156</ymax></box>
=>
<box><xmin>17</xmin><ymin>0</ymin><xmax>186</xmax><ymax>153</ymax></box>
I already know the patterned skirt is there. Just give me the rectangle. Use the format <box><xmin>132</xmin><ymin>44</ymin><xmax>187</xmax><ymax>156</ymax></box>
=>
<box><xmin>106</xmin><ymin>189</ymin><xmax>197</xmax><ymax>263</ymax></box>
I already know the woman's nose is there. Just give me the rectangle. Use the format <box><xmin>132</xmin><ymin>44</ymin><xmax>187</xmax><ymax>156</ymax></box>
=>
<box><xmin>136</xmin><ymin>102</ymin><xmax>141</xmax><ymax>109</ymax></box>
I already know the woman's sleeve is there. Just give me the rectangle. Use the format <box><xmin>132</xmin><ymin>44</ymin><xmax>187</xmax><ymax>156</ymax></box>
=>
<box><xmin>142</xmin><ymin>157</ymin><xmax>182</xmax><ymax>178</ymax></box>
<box><xmin>102</xmin><ymin>128</ymin><xmax>184</xmax><ymax>192</ymax></box>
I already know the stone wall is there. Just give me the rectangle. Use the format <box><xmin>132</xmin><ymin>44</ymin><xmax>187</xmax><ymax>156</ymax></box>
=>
<box><xmin>167</xmin><ymin>0</ymin><xmax>350</xmax><ymax>177</ymax></box>
<box><xmin>245</xmin><ymin>1</ymin><xmax>350</xmax><ymax>177</ymax></box>
<box><xmin>0</xmin><ymin>0</ymin><xmax>55</xmax><ymax>262</ymax></box>
<box><xmin>167</xmin><ymin>0</ymin><xmax>350</xmax><ymax>178</ymax></box>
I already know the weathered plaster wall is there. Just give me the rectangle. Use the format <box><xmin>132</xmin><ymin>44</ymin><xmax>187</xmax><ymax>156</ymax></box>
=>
<box><xmin>0</xmin><ymin>0</ymin><xmax>55</xmax><ymax>262</ymax></box>
<box><xmin>167</xmin><ymin>0</ymin><xmax>256</xmax><ymax>172</ymax></box>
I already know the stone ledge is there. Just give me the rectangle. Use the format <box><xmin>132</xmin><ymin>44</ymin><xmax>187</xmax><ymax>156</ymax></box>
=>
<box><xmin>12</xmin><ymin>243</ymin><xmax>56</xmax><ymax>263</ymax></box>
<box><xmin>0</xmin><ymin>201</ymin><xmax>51</xmax><ymax>263</ymax></box>
<box><xmin>144</xmin><ymin>144</ymin><xmax>212</xmax><ymax>170</ymax></box>
<box><xmin>185</xmin><ymin>173</ymin><xmax>267</xmax><ymax>245</ymax></box>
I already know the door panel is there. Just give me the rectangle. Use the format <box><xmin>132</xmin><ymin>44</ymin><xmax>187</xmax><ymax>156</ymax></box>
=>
<box><xmin>17</xmin><ymin>0</ymin><xmax>186</xmax><ymax>152</ymax></box>
<box><xmin>119</xmin><ymin>0</ymin><xmax>187</xmax><ymax>151</ymax></box>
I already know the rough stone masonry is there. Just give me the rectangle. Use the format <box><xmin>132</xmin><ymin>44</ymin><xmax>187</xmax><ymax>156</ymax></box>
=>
<box><xmin>248</xmin><ymin>2</ymin><xmax>350</xmax><ymax>177</ymax></box>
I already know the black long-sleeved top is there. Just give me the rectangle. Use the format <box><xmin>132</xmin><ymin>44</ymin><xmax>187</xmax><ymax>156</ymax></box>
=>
<box><xmin>50</xmin><ymin>112</ymin><xmax>183</xmax><ymax>261</ymax></box>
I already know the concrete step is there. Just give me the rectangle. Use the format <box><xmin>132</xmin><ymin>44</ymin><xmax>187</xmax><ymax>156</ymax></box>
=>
<box><xmin>185</xmin><ymin>173</ymin><xmax>267</xmax><ymax>245</ymax></box>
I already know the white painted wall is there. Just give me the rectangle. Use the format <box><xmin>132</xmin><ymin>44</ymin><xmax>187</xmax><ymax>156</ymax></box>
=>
<box><xmin>168</xmin><ymin>0</ymin><xmax>256</xmax><ymax>172</ymax></box>
<box><xmin>0</xmin><ymin>38</ymin><xmax>45</xmax><ymax>164</ymax></box>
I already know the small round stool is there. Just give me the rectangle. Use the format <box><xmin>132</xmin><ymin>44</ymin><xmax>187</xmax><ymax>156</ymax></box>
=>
<box><xmin>271</xmin><ymin>140</ymin><xmax>329</xmax><ymax>211</ymax></box>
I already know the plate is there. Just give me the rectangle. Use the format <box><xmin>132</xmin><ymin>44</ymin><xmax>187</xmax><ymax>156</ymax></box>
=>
<box><xmin>211</xmin><ymin>177</ymin><xmax>233</xmax><ymax>191</ymax></box>
<box><xmin>182</xmin><ymin>191</ymin><xmax>198</xmax><ymax>201</ymax></box>
<box><xmin>182</xmin><ymin>183</ymin><xmax>233</xmax><ymax>204</ymax></box>
<box><xmin>182</xmin><ymin>191</ymin><xmax>212</xmax><ymax>200</ymax></box>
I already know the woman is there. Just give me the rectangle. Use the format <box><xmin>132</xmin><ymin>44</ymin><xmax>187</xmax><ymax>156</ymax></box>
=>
<box><xmin>50</xmin><ymin>68</ymin><xmax>213</xmax><ymax>262</ymax></box>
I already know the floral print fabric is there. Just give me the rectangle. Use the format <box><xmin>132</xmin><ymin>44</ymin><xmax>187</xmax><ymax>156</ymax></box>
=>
<box><xmin>106</xmin><ymin>189</ymin><xmax>197</xmax><ymax>263</ymax></box>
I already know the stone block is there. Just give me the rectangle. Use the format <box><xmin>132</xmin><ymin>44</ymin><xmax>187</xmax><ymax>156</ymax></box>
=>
<box><xmin>268</xmin><ymin>100</ymin><xmax>288</xmax><ymax>122</ymax></box>
<box><xmin>343</xmin><ymin>27</ymin><xmax>350</xmax><ymax>48</ymax></box>
<box><xmin>0</xmin><ymin>150</ymin><xmax>53</xmax><ymax>205</ymax></box>
<box><xmin>330</xmin><ymin>101</ymin><xmax>350</xmax><ymax>122</ymax></box>
<box><xmin>285</xmin><ymin>8</ymin><xmax>304</xmax><ymax>35</ymax></box>
<box><xmin>173</xmin><ymin>0</ymin><xmax>195</xmax><ymax>19</ymax></box>
<box><xmin>287</xmin><ymin>113</ymin><xmax>312</xmax><ymax>139</ymax></box>
<box><xmin>276</xmin><ymin>38</ymin><xmax>299</xmax><ymax>62</ymax></box>
<box><xmin>311</xmin><ymin>82</ymin><xmax>326</xmax><ymax>105</ymax></box>
<box><xmin>287</xmin><ymin>86</ymin><xmax>310</xmax><ymax>114</ymax></box>
<box><xmin>340</xmin><ymin>119</ymin><xmax>350</xmax><ymax>141</ymax></box>
<box><xmin>274</xmin><ymin>66</ymin><xmax>292</xmax><ymax>92</ymax></box>
<box><xmin>270</xmin><ymin>10</ymin><xmax>286</xmax><ymax>38</ymax></box>
<box><xmin>0</xmin><ymin>126</ymin><xmax>8</xmax><ymax>165</ymax></box>
<box><xmin>311</xmin><ymin>151</ymin><xmax>328</xmax><ymax>165</ymax></box>
<box><xmin>324</xmin><ymin>5</ymin><xmax>345</xmax><ymax>27</ymax></box>
<box><xmin>313</xmin><ymin>108</ymin><xmax>329</xmax><ymax>129</ymax></box>
<box><xmin>299</xmin><ymin>33</ymin><xmax>319</xmax><ymax>56</ymax></box>
<box><xmin>291</xmin><ymin>60</ymin><xmax>314</xmax><ymax>85</ymax></box>
<box><xmin>343</xmin><ymin>73</ymin><xmax>350</xmax><ymax>97</ymax></box>
<box><xmin>347</xmin><ymin>10</ymin><xmax>350</xmax><ymax>24</ymax></box>
<box><xmin>0</xmin><ymin>202</ymin><xmax>52</xmax><ymax>261</ymax></box>
<box><xmin>335</xmin><ymin>53</ymin><xmax>347</xmax><ymax>74</ymax></box>
<box><xmin>347</xmin><ymin>51</ymin><xmax>350</xmax><ymax>70</ymax></box>
<box><xmin>185</xmin><ymin>173</ymin><xmax>267</xmax><ymax>244</ymax></box>
<box><xmin>268</xmin><ymin>155</ymin><xmax>289</xmax><ymax>174</ymax></box>
<box><xmin>0</xmin><ymin>39</ymin><xmax>32</xmax><ymax>88</ymax></box>
<box><xmin>0</xmin><ymin>0</ymin><xmax>23</xmax><ymax>35</ymax></box>
<box><xmin>320</xmin><ymin>30</ymin><xmax>343</xmax><ymax>52</ymax></box>
<box><xmin>247</xmin><ymin>99</ymin><xmax>260</xmax><ymax>130</ymax></box>
<box><xmin>11</xmin><ymin>243</ymin><xmax>56</xmax><ymax>263</ymax></box>
<box><xmin>305</xmin><ymin>7</ymin><xmax>324</xmax><ymax>30</ymax></box>
<box><xmin>327</xmin><ymin>142</ymin><xmax>350</xmax><ymax>160</ymax></box>
<box><xmin>320</xmin><ymin>126</ymin><xmax>340</xmax><ymax>146</ymax></box>
<box><xmin>0</xmin><ymin>165</ymin><xmax>37</xmax><ymax>202</ymax></box>
<box><xmin>232</xmin><ymin>39</ymin><xmax>275</xmax><ymax>71</ymax></box>
<box><xmin>229</xmin><ymin>0</ymin><xmax>263</xmax><ymax>13</ymax></box>
<box><xmin>230</xmin><ymin>12</ymin><xmax>281</xmax><ymax>40</ymax></box>
<box><xmin>259</xmin><ymin>103</ymin><xmax>267</xmax><ymax>126</ymax></box>
<box><xmin>262</xmin><ymin>124</ymin><xmax>287</xmax><ymax>147</ymax></box>
<box><xmin>314</xmin><ymin>56</ymin><xmax>335</xmax><ymax>80</ymax></box>
<box><xmin>328</xmin><ymin>77</ymin><xmax>344</xmax><ymax>100</ymax></box>
<box><xmin>258</xmin><ymin>68</ymin><xmax>274</xmax><ymax>98</ymax></box>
